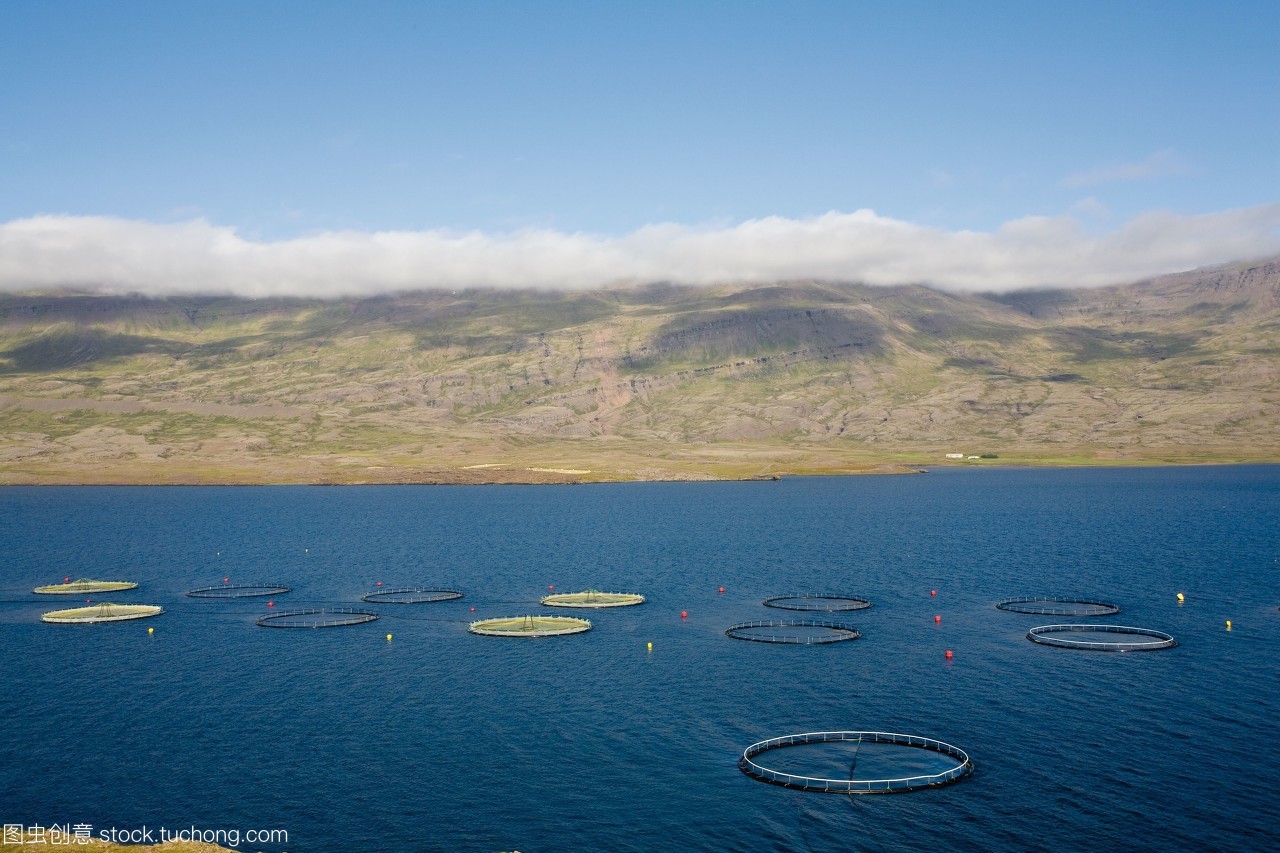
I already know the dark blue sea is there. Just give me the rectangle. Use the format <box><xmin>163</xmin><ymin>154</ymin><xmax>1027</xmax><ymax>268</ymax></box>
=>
<box><xmin>2</xmin><ymin>466</ymin><xmax>1278</xmax><ymax>852</ymax></box>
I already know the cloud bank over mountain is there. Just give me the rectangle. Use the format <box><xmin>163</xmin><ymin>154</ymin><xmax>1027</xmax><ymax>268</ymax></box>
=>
<box><xmin>2</xmin><ymin>205</ymin><xmax>1278</xmax><ymax>298</ymax></box>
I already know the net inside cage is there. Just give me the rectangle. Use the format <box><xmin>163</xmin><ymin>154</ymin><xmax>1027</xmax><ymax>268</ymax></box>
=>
<box><xmin>188</xmin><ymin>583</ymin><xmax>291</xmax><ymax>599</ymax></box>
<box><xmin>740</xmin><ymin>731</ymin><xmax>973</xmax><ymax>793</ymax></box>
<box><xmin>256</xmin><ymin>608</ymin><xmax>380</xmax><ymax>628</ymax></box>
<box><xmin>1027</xmin><ymin>623</ymin><xmax>1176</xmax><ymax>651</ymax></box>
<box><xmin>725</xmin><ymin>620</ymin><xmax>861</xmax><ymax>644</ymax></box>
<box><xmin>361</xmin><ymin>588</ymin><xmax>464</xmax><ymax>604</ymax></box>
<box><xmin>762</xmin><ymin>594</ymin><xmax>873</xmax><ymax>612</ymax></box>
<box><xmin>997</xmin><ymin>596</ymin><xmax>1120</xmax><ymax>616</ymax></box>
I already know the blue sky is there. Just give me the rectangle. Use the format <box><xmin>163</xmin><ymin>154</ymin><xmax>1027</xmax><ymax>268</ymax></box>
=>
<box><xmin>0</xmin><ymin>1</ymin><xmax>1277</xmax><ymax>294</ymax></box>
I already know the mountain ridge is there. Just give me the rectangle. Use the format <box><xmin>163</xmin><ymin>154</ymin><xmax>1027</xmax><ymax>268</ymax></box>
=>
<box><xmin>1</xmin><ymin>257</ymin><xmax>1277</xmax><ymax>484</ymax></box>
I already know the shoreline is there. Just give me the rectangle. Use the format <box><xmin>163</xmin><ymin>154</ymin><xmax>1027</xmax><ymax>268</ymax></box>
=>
<box><xmin>1</xmin><ymin>457</ymin><xmax>1275</xmax><ymax>486</ymax></box>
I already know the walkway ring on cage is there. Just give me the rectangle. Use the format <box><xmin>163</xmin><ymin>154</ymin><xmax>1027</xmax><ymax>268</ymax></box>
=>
<box><xmin>540</xmin><ymin>590</ymin><xmax>645</xmax><ymax>608</ymax></box>
<box><xmin>188</xmin><ymin>583</ymin><xmax>292</xmax><ymax>599</ymax></box>
<box><xmin>256</xmin><ymin>608</ymin><xmax>380</xmax><ymax>628</ymax></box>
<box><xmin>468</xmin><ymin>615</ymin><xmax>592</xmax><ymax>637</ymax></box>
<box><xmin>361</xmin><ymin>587</ymin><xmax>464</xmax><ymax>604</ymax></box>
<box><xmin>33</xmin><ymin>579</ymin><xmax>138</xmax><ymax>595</ymax></box>
<box><xmin>739</xmin><ymin>731</ymin><xmax>974</xmax><ymax>793</ymax></box>
<box><xmin>42</xmin><ymin>604</ymin><xmax>163</xmax><ymax>624</ymax></box>
<box><xmin>762</xmin><ymin>594</ymin><xmax>873</xmax><ymax>612</ymax></box>
<box><xmin>1027</xmin><ymin>623</ymin><xmax>1176</xmax><ymax>651</ymax></box>
<box><xmin>724</xmin><ymin>620</ymin><xmax>861</xmax><ymax>644</ymax></box>
<box><xmin>997</xmin><ymin>596</ymin><xmax>1120</xmax><ymax>616</ymax></box>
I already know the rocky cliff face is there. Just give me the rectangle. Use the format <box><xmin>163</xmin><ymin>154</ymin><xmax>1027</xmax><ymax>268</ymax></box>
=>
<box><xmin>0</xmin><ymin>258</ymin><xmax>1276</xmax><ymax>483</ymax></box>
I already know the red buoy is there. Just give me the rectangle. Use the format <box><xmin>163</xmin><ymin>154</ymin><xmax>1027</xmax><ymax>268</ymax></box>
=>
<box><xmin>267</xmin><ymin>601</ymin><xmax>274</xmax><ymax>607</ymax></box>
<box><xmin>930</xmin><ymin>589</ymin><xmax>937</xmax><ymax>596</ymax></box>
<box><xmin>934</xmin><ymin>615</ymin><xmax>942</xmax><ymax>623</ymax></box>
<box><xmin>681</xmin><ymin>610</ymin><xmax>688</xmax><ymax>619</ymax></box>
<box><xmin>85</xmin><ymin>599</ymin><xmax>91</xmax><ymax>604</ymax></box>
<box><xmin>945</xmin><ymin>649</ymin><xmax>953</xmax><ymax>660</ymax></box>
<box><xmin>470</xmin><ymin>607</ymin><xmax>475</xmax><ymax>612</ymax></box>
<box><xmin>376</xmin><ymin>581</ymin><xmax>382</xmax><ymax>587</ymax></box>
<box><xmin>64</xmin><ymin>577</ymin><xmax>70</xmax><ymax>583</ymax></box>
<box><xmin>223</xmin><ymin>578</ymin><xmax>229</xmax><ymax>583</ymax></box>
<box><xmin>548</xmin><ymin>585</ymin><xmax>555</xmax><ymax>590</ymax></box>
<box><xmin>718</xmin><ymin>586</ymin><xmax>725</xmax><ymax>593</ymax></box>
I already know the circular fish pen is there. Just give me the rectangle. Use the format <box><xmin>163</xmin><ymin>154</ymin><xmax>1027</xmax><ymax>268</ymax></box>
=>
<box><xmin>256</xmin><ymin>608</ymin><xmax>380</xmax><ymax>629</ymax></box>
<box><xmin>725</xmin><ymin>620</ymin><xmax>861</xmax><ymax>645</ymax></box>
<box><xmin>188</xmin><ymin>583</ymin><xmax>291</xmax><ymax>599</ymax></box>
<box><xmin>739</xmin><ymin>731</ymin><xmax>974</xmax><ymax>794</ymax></box>
<box><xmin>362</xmin><ymin>588</ymin><xmax>464</xmax><ymax>604</ymax></box>
<box><xmin>33</xmin><ymin>579</ymin><xmax>138</xmax><ymax>595</ymax></box>
<box><xmin>467</xmin><ymin>615</ymin><xmax>592</xmax><ymax>637</ymax></box>
<box><xmin>762</xmin><ymin>594</ymin><xmax>873</xmax><ymax>612</ymax></box>
<box><xmin>42</xmin><ymin>603</ymin><xmax>163</xmax><ymax>624</ymax></box>
<box><xmin>1027</xmin><ymin>624</ymin><xmax>1176</xmax><ymax>651</ymax></box>
<box><xmin>540</xmin><ymin>590</ymin><xmax>644</xmax><ymax>608</ymax></box>
<box><xmin>997</xmin><ymin>596</ymin><xmax>1120</xmax><ymax>616</ymax></box>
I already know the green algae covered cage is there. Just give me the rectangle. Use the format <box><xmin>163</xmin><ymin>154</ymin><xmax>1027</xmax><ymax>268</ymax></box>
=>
<box><xmin>42</xmin><ymin>603</ymin><xmax>163</xmax><ymax>624</ymax></box>
<box><xmin>539</xmin><ymin>590</ymin><xmax>644</xmax><ymax>608</ymax></box>
<box><xmin>468</xmin><ymin>615</ymin><xmax>592</xmax><ymax>637</ymax></box>
<box><xmin>33</xmin><ymin>579</ymin><xmax>138</xmax><ymax>595</ymax></box>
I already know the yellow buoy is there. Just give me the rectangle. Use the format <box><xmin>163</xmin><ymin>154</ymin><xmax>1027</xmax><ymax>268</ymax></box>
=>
<box><xmin>647</xmin><ymin>642</ymin><xmax>653</xmax><ymax>651</ymax></box>
<box><xmin>1225</xmin><ymin>620</ymin><xmax>1232</xmax><ymax>631</ymax></box>
<box><xmin>386</xmin><ymin>634</ymin><xmax>393</xmax><ymax>641</ymax></box>
<box><xmin>1176</xmin><ymin>592</ymin><xmax>1185</xmax><ymax>602</ymax></box>
<box><xmin>147</xmin><ymin>627</ymin><xmax>154</xmax><ymax>634</ymax></box>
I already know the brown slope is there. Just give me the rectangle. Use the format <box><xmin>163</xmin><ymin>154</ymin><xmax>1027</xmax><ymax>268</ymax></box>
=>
<box><xmin>0</xmin><ymin>259</ymin><xmax>1276</xmax><ymax>483</ymax></box>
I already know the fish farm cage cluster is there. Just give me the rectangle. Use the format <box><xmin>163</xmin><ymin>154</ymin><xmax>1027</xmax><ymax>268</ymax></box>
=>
<box><xmin>995</xmin><ymin>593</ymin><xmax>1176</xmax><ymax>652</ymax></box>
<box><xmin>29</xmin><ymin>570</ymin><xmax>1214</xmax><ymax>799</ymax></box>
<box><xmin>29</xmin><ymin>577</ymin><xmax>627</xmax><ymax>641</ymax></box>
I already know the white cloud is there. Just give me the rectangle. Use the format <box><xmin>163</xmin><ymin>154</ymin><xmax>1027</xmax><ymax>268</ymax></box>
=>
<box><xmin>0</xmin><ymin>205</ymin><xmax>1277</xmax><ymax>297</ymax></box>
<box><xmin>1069</xmin><ymin>196</ymin><xmax>1110</xmax><ymax>219</ymax></box>
<box><xmin>1060</xmin><ymin>148</ymin><xmax>1190</xmax><ymax>188</ymax></box>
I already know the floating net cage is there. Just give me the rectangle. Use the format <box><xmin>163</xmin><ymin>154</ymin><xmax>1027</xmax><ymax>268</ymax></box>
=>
<box><xmin>256</xmin><ymin>608</ymin><xmax>380</xmax><ymax>629</ymax></box>
<box><xmin>468</xmin><ymin>615</ymin><xmax>592</xmax><ymax>637</ymax></box>
<box><xmin>188</xmin><ymin>583</ymin><xmax>292</xmax><ymax>599</ymax></box>
<box><xmin>739</xmin><ymin>731</ymin><xmax>974</xmax><ymax>794</ymax></box>
<box><xmin>540</xmin><ymin>589</ymin><xmax>645</xmax><ymax>608</ymax></box>
<box><xmin>997</xmin><ymin>596</ymin><xmax>1120</xmax><ymax>617</ymax></box>
<box><xmin>762</xmin><ymin>594</ymin><xmax>873</xmax><ymax>612</ymax></box>
<box><xmin>33</xmin><ymin>579</ymin><xmax>138</xmax><ymax>595</ymax></box>
<box><xmin>725</xmin><ymin>620</ymin><xmax>861</xmax><ymax>645</ymax></box>
<box><xmin>361</xmin><ymin>587</ymin><xmax>464</xmax><ymax>604</ymax></box>
<box><xmin>1027</xmin><ymin>624</ymin><xmax>1176</xmax><ymax>651</ymax></box>
<box><xmin>42</xmin><ymin>603</ymin><xmax>163</xmax><ymax>624</ymax></box>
